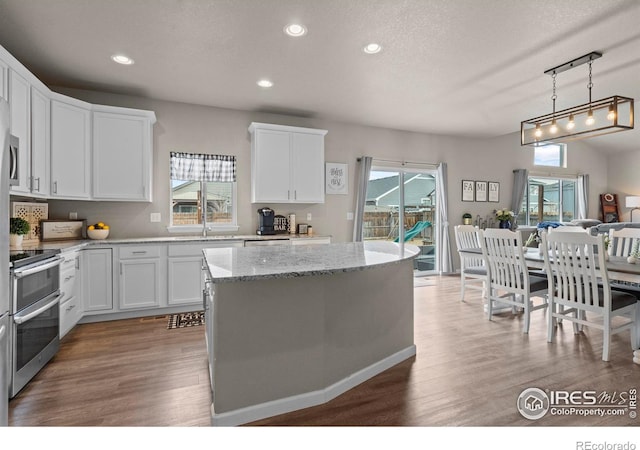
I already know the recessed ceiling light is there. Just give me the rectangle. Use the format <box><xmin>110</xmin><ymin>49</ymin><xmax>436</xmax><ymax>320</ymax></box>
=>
<box><xmin>284</xmin><ymin>23</ymin><xmax>307</xmax><ymax>37</ymax></box>
<box><xmin>363</xmin><ymin>43</ymin><xmax>382</xmax><ymax>54</ymax></box>
<box><xmin>111</xmin><ymin>54</ymin><xmax>134</xmax><ymax>65</ymax></box>
<box><xmin>257</xmin><ymin>79</ymin><xmax>273</xmax><ymax>88</ymax></box>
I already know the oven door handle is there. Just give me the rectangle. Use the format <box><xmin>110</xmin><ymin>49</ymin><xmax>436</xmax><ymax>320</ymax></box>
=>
<box><xmin>13</xmin><ymin>294</ymin><xmax>61</xmax><ymax>325</ymax></box>
<box><xmin>14</xmin><ymin>256</ymin><xmax>63</xmax><ymax>279</ymax></box>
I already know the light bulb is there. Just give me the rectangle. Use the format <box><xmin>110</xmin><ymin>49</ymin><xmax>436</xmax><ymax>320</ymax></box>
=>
<box><xmin>586</xmin><ymin>110</ymin><xmax>595</xmax><ymax>126</ymax></box>
<box><xmin>534</xmin><ymin>124</ymin><xmax>542</xmax><ymax>138</ymax></box>
<box><xmin>550</xmin><ymin>119</ymin><xmax>558</xmax><ymax>134</ymax></box>
<box><xmin>607</xmin><ymin>104</ymin><xmax>616</xmax><ymax>121</ymax></box>
<box><xmin>566</xmin><ymin>114</ymin><xmax>575</xmax><ymax>130</ymax></box>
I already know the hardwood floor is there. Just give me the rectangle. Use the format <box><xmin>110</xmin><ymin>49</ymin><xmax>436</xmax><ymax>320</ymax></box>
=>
<box><xmin>8</xmin><ymin>275</ymin><xmax>640</xmax><ymax>427</ymax></box>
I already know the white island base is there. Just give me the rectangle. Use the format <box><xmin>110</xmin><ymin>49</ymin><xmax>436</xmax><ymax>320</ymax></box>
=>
<box><xmin>203</xmin><ymin>242</ymin><xmax>418</xmax><ymax>426</ymax></box>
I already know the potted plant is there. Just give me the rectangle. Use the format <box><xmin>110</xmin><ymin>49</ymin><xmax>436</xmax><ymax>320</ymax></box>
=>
<box><xmin>462</xmin><ymin>213</ymin><xmax>473</xmax><ymax>225</ymax></box>
<box><xmin>10</xmin><ymin>217</ymin><xmax>30</xmax><ymax>247</ymax></box>
<box><xmin>495</xmin><ymin>209</ymin><xmax>515</xmax><ymax>229</ymax></box>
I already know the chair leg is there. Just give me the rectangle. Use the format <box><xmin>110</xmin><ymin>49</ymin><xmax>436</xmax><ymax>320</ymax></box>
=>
<box><xmin>602</xmin><ymin>320</ymin><xmax>611</xmax><ymax>362</ymax></box>
<box><xmin>547</xmin><ymin>302</ymin><xmax>556</xmax><ymax>343</ymax></box>
<box><xmin>523</xmin><ymin>297</ymin><xmax>531</xmax><ymax>334</ymax></box>
<box><xmin>460</xmin><ymin>275</ymin><xmax>466</xmax><ymax>302</ymax></box>
<box><xmin>572</xmin><ymin>309</ymin><xmax>581</xmax><ymax>334</ymax></box>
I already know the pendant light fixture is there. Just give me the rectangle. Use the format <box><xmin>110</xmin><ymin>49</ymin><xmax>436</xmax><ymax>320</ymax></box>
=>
<box><xmin>521</xmin><ymin>52</ymin><xmax>634</xmax><ymax>146</ymax></box>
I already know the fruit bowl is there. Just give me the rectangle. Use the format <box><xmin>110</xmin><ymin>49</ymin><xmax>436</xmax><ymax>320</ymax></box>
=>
<box><xmin>87</xmin><ymin>229</ymin><xmax>110</xmax><ymax>240</ymax></box>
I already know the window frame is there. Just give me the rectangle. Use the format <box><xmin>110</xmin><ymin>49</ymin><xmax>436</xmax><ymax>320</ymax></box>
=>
<box><xmin>167</xmin><ymin>179</ymin><xmax>239</xmax><ymax>233</ymax></box>
<box><xmin>519</xmin><ymin>175</ymin><xmax>577</xmax><ymax>226</ymax></box>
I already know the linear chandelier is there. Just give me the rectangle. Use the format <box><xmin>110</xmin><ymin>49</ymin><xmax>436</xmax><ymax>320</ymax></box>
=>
<box><xmin>521</xmin><ymin>52</ymin><xmax>634</xmax><ymax>146</ymax></box>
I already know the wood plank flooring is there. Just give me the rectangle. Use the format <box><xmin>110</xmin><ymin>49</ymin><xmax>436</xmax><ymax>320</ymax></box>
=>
<box><xmin>8</xmin><ymin>275</ymin><xmax>640</xmax><ymax>427</ymax></box>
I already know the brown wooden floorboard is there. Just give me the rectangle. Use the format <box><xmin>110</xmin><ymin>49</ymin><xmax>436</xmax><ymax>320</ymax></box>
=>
<box><xmin>8</xmin><ymin>275</ymin><xmax>640</xmax><ymax>427</ymax></box>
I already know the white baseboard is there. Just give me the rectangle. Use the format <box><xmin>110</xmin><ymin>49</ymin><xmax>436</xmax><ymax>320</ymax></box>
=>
<box><xmin>210</xmin><ymin>345</ymin><xmax>417</xmax><ymax>426</ymax></box>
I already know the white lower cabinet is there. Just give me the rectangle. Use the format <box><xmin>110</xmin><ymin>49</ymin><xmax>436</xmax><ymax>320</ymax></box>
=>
<box><xmin>118</xmin><ymin>245</ymin><xmax>163</xmax><ymax>310</ymax></box>
<box><xmin>167</xmin><ymin>241</ymin><xmax>243</xmax><ymax>306</ymax></box>
<box><xmin>59</xmin><ymin>250</ymin><xmax>82</xmax><ymax>338</ymax></box>
<box><xmin>82</xmin><ymin>248</ymin><xmax>113</xmax><ymax>313</ymax></box>
<box><xmin>291</xmin><ymin>237</ymin><xmax>331</xmax><ymax>245</ymax></box>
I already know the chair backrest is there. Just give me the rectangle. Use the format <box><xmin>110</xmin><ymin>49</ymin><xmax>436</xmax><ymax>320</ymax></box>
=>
<box><xmin>541</xmin><ymin>231</ymin><xmax>609</xmax><ymax>312</ymax></box>
<box><xmin>479</xmin><ymin>228</ymin><xmax>529</xmax><ymax>295</ymax></box>
<box><xmin>454</xmin><ymin>225</ymin><xmax>483</xmax><ymax>268</ymax></box>
<box><xmin>608</xmin><ymin>227</ymin><xmax>640</xmax><ymax>257</ymax></box>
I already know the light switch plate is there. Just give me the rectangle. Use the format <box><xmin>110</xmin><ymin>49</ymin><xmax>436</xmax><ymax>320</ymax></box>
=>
<box><xmin>307</xmin><ymin>213</ymin><xmax>312</xmax><ymax>221</ymax></box>
<box><xmin>150</xmin><ymin>213</ymin><xmax>161</xmax><ymax>223</ymax></box>
<box><xmin>347</xmin><ymin>212</ymin><xmax>354</xmax><ymax>220</ymax></box>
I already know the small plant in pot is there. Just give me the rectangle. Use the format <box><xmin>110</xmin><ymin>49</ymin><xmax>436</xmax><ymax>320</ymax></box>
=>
<box><xmin>10</xmin><ymin>217</ymin><xmax>30</xmax><ymax>247</ymax></box>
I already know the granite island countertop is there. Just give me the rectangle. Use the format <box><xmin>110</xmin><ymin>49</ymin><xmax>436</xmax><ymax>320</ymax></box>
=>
<box><xmin>203</xmin><ymin>241</ymin><xmax>420</xmax><ymax>283</ymax></box>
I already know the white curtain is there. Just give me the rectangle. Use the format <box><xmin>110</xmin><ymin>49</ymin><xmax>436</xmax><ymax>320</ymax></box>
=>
<box><xmin>577</xmin><ymin>174</ymin><xmax>589</xmax><ymax>219</ymax></box>
<box><xmin>437</xmin><ymin>162</ymin><xmax>452</xmax><ymax>273</ymax></box>
<box><xmin>511</xmin><ymin>169</ymin><xmax>529</xmax><ymax>226</ymax></box>
<box><xmin>353</xmin><ymin>157</ymin><xmax>372</xmax><ymax>242</ymax></box>
<box><xmin>170</xmin><ymin>152</ymin><xmax>236</xmax><ymax>182</ymax></box>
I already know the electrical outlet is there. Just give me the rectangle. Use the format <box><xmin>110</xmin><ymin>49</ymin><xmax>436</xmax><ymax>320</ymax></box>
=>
<box><xmin>347</xmin><ymin>212</ymin><xmax>354</xmax><ymax>221</ymax></box>
<box><xmin>69</xmin><ymin>212</ymin><xmax>78</xmax><ymax>220</ymax></box>
<box><xmin>307</xmin><ymin>213</ymin><xmax>312</xmax><ymax>221</ymax></box>
<box><xmin>150</xmin><ymin>213</ymin><xmax>161</xmax><ymax>223</ymax></box>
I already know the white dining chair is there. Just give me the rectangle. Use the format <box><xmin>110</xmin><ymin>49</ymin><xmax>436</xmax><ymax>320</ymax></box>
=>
<box><xmin>454</xmin><ymin>225</ymin><xmax>486</xmax><ymax>302</ymax></box>
<box><xmin>541</xmin><ymin>231</ymin><xmax>639</xmax><ymax>362</ymax></box>
<box><xmin>478</xmin><ymin>228</ymin><xmax>548</xmax><ymax>333</ymax></box>
<box><xmin>608</xmin><ymin>227</ymin><xmax>640</xmax><ymax>257</ymax></box>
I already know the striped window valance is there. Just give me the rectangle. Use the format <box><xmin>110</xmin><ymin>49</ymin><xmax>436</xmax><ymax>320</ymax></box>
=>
<box><xmin>170</xmin><ymin>152</ymin><xmax>236</xmax><ymax>182</ymax></box>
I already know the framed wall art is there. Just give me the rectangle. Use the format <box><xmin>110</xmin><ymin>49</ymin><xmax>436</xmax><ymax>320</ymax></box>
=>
<box><xmin>475</xmin><ymin>181</ymin><xmax>488</xmax><ymax>202</ymax></box>
<box><xmin>488</xmin><ymin>182</ymin><xmax>500</xmax><ymax>203</ymax></box>
<box><xmin>462</xmin><ymin>180</ymin><xmax>475</xmax><ymax>202</ymax></box>
<box><xmin>326</xmin><ymin>162</ymin><xmax>348</xmax><ymax>195</ymax></box>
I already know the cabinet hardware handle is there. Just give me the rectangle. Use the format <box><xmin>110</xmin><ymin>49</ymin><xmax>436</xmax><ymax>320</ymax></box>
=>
<box><xmin>75</xmin><ymin>257</ymin><xmax>80</xmax><ymax>270</ymax></box>
<box><xmin>35</xmin><ymin>177</ymin><xmax>40</xmax><ymax>192</ymax></box>
<box><xmin>53</xmin><ymin>181</ymin><xmax>57</xmax><ymax>194</ymax></box>
<box><xmin>64</xmin><ymin>275</ymin><xmax>74</xmax><ymax>282</ymax></box>
<box><xmin>132</xmin><ymin>251</ymin><xmax>147</xmax><ymax>254</ymax></box>
<box><xmin>294</xmin><ymin>190</ymin><xmax>297</xmax><ymax>200</ymax></box>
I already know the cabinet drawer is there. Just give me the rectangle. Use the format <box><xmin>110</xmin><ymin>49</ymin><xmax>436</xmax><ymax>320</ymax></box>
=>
<box><xmin>119</xmin><ymin>245</ymin><xmax>161</xmax><ymax>259</ymax></box>
<box><xmin>60</xmin><ymin>295</ymin><xmax>82</xmax><ymax>338</ymax></box>
<box><xmin>60</xmin><ymin>268</ymin><xmax>78</xmax><ymax>300</ymax></box>
<box><xmin>60</xmin><ymin>253</ymin><xmax>79</xmax><ymax>271</ymax></box>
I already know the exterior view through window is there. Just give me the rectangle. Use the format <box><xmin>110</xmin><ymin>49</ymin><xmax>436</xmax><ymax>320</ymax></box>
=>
<box><xmin>171</xmin><ymin>180</ymin><xmax>235</xmax><ymax>226</ymax></box>
<box><xmin>363</xmin><ymin>169</ymin><xmax>438</xmax><ymax>275</ymax></box>
<box><xmin>517</xmin><ymin>177</ymin><xmax>577</xmax><ymax>226</ymax></box>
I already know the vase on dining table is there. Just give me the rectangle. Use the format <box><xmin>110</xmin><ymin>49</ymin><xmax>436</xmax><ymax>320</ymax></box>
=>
<box><xmin>499</xmin><ymin>220</ymin><xmax>511</xmax><ymax>229</ymax></box>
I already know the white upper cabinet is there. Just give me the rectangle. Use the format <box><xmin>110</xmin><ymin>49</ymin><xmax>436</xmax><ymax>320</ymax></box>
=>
<box><xmin>50</xmin><ymin>96</ymin><xmax>91</xmax><ymax>199</ymax></box>
<box><xmin>8</xmin><ymin>69</ymin><xmax>31</xmax><ymax>195</ymax></box>
<box><xmin>30</xmin><ymin>86</ymin><xmax>50</xmax><ymax>197</ymax></box>
<box><xmin>249</xmin><ymin>122</ymin><xmax>327</xmax><ymax>204</ymax></box>
<box><xmin>92</xmin><ymin>107</ymin><xmax>156</xmax><ymax>201</ymax></box>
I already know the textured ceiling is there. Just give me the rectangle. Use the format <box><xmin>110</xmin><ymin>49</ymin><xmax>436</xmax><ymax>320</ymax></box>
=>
<box><xmin>0</xmin><ymin>0</ymin><xmax>638</xmax><ymax>152</ymax></box>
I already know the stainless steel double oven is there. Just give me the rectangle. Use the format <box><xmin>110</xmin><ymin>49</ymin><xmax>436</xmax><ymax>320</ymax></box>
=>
<box><xmin>9</xmin><ymin>249</ymin><xmax>62</xmax><ymax>397</ymax></box>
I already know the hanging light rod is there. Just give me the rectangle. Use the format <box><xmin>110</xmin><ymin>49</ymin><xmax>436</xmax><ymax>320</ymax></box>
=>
<box><xmin>543</xmin><ymin>51</ymin><xmax>602</xmax><ymax>76</ymax></box>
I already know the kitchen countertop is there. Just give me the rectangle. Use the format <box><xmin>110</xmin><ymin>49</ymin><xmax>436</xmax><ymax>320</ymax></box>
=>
<box><xmin>15</xmin><ymin>234</ymin><xmax>331</xmax><ymax>253</ymax></box>
<box><xmin>203</xmin><ymin>241</ymin><xmax>420</xmax><ymax>283</ymax></box>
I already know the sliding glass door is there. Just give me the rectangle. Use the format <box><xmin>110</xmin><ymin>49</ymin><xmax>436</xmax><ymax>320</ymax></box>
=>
<box><xmin>362</xmin><ymin>167</ymin><xmax>438</xmax><ymax>275</ymax></box>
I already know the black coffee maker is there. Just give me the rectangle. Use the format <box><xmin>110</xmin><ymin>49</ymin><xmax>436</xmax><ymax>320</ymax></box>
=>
<box><xmin>257</xmin><ymin>208</ymin><xmax>276</xmax><ymax>235</ymax></box>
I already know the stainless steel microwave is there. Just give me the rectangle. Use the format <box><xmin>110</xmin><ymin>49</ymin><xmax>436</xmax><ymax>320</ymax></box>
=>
<box><xmin>9</xmin><ymin>134</ymin><xmax>18</xmax><ymax>186</ymax></box>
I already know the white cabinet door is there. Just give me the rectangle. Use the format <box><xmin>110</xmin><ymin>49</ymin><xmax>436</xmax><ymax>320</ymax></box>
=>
<box><xmin>92</xmin><ymin>110</ymin><xmax>154</xmax><ymax>201</ymax></box>
<box><xmin>51</xmin><ymin>99</ymin><xmax>91</xmax><ymax>199</ymax></box>
<box><xmin>59</xmin><ymin>250</ymin><xmax>82</xmax><ymax>338</ymax></box>
<box><xmin>119</xmin><ymin>259</ymin><xmax>161</xmax><ymax>310</ymax></box>
<box><xmin>82</xmin><ymin>249</ymin><xmax>113</xmax><ymax>313</ymax></box>
<box><xmin>167</xmin><ymin>257</ymin><xmax>205</xmax><ymax>306</ymax></box>
<box><xmin>30</xmin><ymin>86</ymin><xmax>50</xmax><ymax>197</ymax></box>
<box><xmin>291</xmin><ymin>132</ymin><xmax>325</xmax><ymax>203</ymax></box>
<box><xmin>0</xmin><ymin>58</ymin><xmax>7</xmax><ymax>101</ymax></box>
<box><xmin>251</xmin><ymin>129</ymin><xmax>291</xmax><ymax>203</ymax></box>
<box><xmin>8</xmin><ymin>70</ymin><xmax>30</xmax><ymax>195</ymax></box>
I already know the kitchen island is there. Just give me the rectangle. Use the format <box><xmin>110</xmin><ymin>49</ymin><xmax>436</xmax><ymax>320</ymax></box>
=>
<box><xmin>202</xmin><ymin>241</ymin><xmax>420</xmax><ymax>426</ymax></box>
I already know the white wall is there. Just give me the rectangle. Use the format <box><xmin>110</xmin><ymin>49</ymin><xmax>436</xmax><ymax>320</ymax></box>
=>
<box><xmin>607</xmin><ymin>150</ymin><xmax>640</xmax><ymax>222</ymax></box>
<box><xmin>40</xmin><ymin>87</ymin><xmax>610</xmax><ymax>267</ymax></box>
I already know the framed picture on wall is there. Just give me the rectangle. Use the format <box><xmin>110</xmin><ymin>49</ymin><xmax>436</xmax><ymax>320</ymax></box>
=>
<box><xmin>325</xmin><ymin>162</ymin><xmax>348</xmax><ymax>195</ymax></box>
<box><xmin>462</xmin><ymin>180</ymin><xmax>475</xmax><ymax>202</ymax></box>
<box><xmin>488</xmin><ymin>182</ymin><xmax>500</xmax><ymax>202</ymax></box>
<box><xmin>475</xmin><ymin>181</ymin><xmax>488</xmax><ymax>202</ymax></box>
